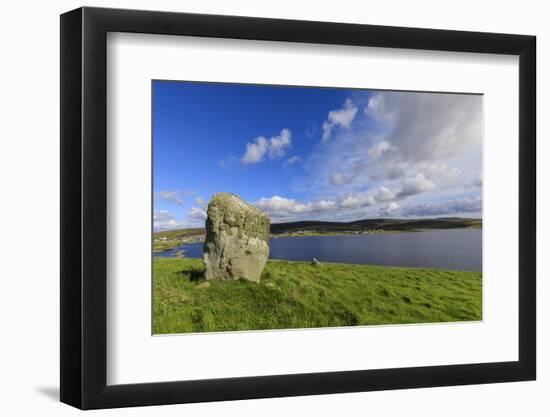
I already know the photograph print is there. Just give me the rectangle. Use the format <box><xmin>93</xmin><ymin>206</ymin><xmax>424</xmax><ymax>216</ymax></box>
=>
<box><xmin>152</xmin><ymin>81</ymin><xmax>482</xmax><ymax>335</ymax></box>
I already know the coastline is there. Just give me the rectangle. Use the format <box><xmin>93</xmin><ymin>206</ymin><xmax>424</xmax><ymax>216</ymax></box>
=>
<box><xmin>153</xmin><ymin>225</ymin><xmax>482</xmax><ymax>253</ymax></box>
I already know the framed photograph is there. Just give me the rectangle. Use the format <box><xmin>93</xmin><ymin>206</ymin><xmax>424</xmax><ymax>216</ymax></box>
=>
<box><xmin>60</xmin><ymin>7</ymin><xmax>536</xmax><ymax>409</ymax></box>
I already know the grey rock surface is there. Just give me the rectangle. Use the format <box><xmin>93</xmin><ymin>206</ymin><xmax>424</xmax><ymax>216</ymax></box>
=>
<box><xmin>203</xmin><ymin>193</ymin><xmax>270</xmax><ymax>282</ymax></box>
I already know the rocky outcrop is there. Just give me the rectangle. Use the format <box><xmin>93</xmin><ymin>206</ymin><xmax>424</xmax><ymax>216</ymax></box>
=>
<box><xmin>203</xmin><ymin>193</ymin><xmax>270</xmax><ymax>282</ymax></box>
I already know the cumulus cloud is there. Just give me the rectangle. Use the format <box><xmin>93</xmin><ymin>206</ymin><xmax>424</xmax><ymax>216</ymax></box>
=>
<box><xmin>256</xmin><ymin>196</ymin><xmax>316</xmax><ymax>216</ymax></box>
<box><xmin>472</xmin><ymin>172</ymin><xmax>483</xmax><ymax>187</ymax></box>
<box><xmin>154</xmin><ymin>190</ymin><xmax>186</xmax><ymax>206</ymax></box>
<box><xmin>368</xmin><ymin>140</ymin><xmax>393</xmax><ymax>159</ymax></box>
<box><xmin>284</xmin><ymin>155</ymin><xmax>302</xmax><ymax>166</ymax></box>
<box><xmin>242</xmin><ymin>137</ymin><xmax>268</xmax><ymax>164</ymax></box>
<box><xmin>187</xmin><ymin>206</ymin><xmax>207</xmax><ymax>225</ymax></box>
<box><xmin>339</xmin><ymin>193</ymin><xmax>376</xmax><ymax>209</ymax></box>
<box><xmin>216</xmin><ymin>91</ymin><xmax>483</xmax><ymax>223</ymax></box>
<box><xmin>402</xmin><ymin>197</ymin><xmax>482</xmax><ymax>217</ymax></box>
<box><xmin>328</xmin><ymin>171</ymin><xmax>353</xmax><ymax>186</ymax></box>
<box><xmin>322</xmin><ymin>99</ymin><xmax>358</xmax><ymax>142</ymax></box>
<box><xmin>397</xmin><ymin>173</ymin><xmax>435</xmax><ymax>198</ymax></box>
<box><xmin>153</xmin><ymin>204</ymin><xmax>209</xmax><ymax>230</ymax></box>
<box><xmin>375</xmin><ymin>186</ymin><xmax>396</xmax><ymax>202</ymax></box>
<box><xmin>255</xmin><ymin>195</ymin><xmax>342</xmax><ymax>219</ymax></box>
<box><xmin>254</xmin><ymin>188</ymin><xmax>483</xmax><ymax>222</ymax></box>
<box><xmin>241</xmin><ymin>129</ymin><xmax>292</xmax><ymax>164</ymax></box>
<box><xmin>378</xmin><ymin>202</ymin><xmax>400</xmax><ymax>217</ymax></box>
<box><xmin>335</xmin><ymin>92</ymin><xmax>480</xmax><ymax>181</ymax></box>
<box><xmin>305</xmin><ymin>120</ymin><xmax>317</xmax><ymax>138</ymax></box>
<box><xmin>154</xmin><ymin>210</ymin><xmax>184</xmax><ymax>231</ymax></box>
<box><xmin>420</xmin><ymin>163</ymin><xmax>463</xmax><ymax>185</ymax></box>
<box><xmin>255</xmin><ymin>186</ymin><xmax>400</xmax><ymax>220</ymax></box>
<box><xmin>301</xmin><ymin>91</ymin><xmax>482</xmax><ymax>202</ymax></box>
<box><xmin>268</xmin><ymin>129</ymin><xmax>292</xmax><ymax>158</ymax></box>
<box><xmin>365</xmin><ymin>91</ymin><xmax>482</xmax><ymax>163</ymax></box>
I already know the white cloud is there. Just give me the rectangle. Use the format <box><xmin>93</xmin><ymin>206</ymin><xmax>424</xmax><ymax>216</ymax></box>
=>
<box><xmin>268</xmin><ymin>129</ymin><xmax>292</xmax><ymax>158</ymax></box>
<box><xmin>397</xmin><ymin>173</ymin><xmax>435</xmax><ymax>198</ymax></box>
<box><xmin>187</xmin><ymin>206</ymin><xmax>207</xmax><ymax>225</ymax></box>
<box><xmin>241</xmin><ymin>129</ymin><xmax>292</xmax><ymax>165</ymax></box>
<box><xmin>154</xmin><ymin>190</ymin><xmax>185</xmax><ymax>206</ymax></box>
<box><xmin>300</xmin><ymin>91</ymin><xmax>482</xmax><ymax>203</ymax></box>
<box><xmin>368</xmin><ymin>140</ymin><xmax>392</xmax><ymax>159</ymax></box>
<box><xmin>339</xmin><ymin>193</ymin><xmax>375</xmax><ymax>209</ymax></box>
<box><xmin>256</xmin><ymin>186</ymin><xmax>400</xmax><ymax>220</ymax></box>
<box><xmin>365</xmin><ymin>91</ymin><xmax>482</xmax><ymax>163</ymax></box>
<box><xmin>195</xmin><ymin>197</ymin><xmax>207</xmax><ymax>207</ymax></box>
<box><xmin>241</xmin><ymin>137</ymin><xmax>269</xmax><ymax>164</ymax></box>
<box><xmin>420</xmin><ymin>163</ymin><xmax>463</xmax><ymax>185</ymax></box>
<box><xmin>402</xmin><ymin>196</ymin><xmax>482</xmax><ymax>217</ymax></box>
<box><xmin>328</xmin><ymin>171</ymin><xmax>353</xmax><ymax>186</ymax></box>
<box><xmin>153</xmin><ymin>205</ymin><xmax>208</xmax><ymax>231</ymax></box>
<box><xmin>256</xmin><ymin>196</ymin><xmax>312</xmax><ymax>215</ymax></box>
<box><xmin>472</xmin><ymin>172</ymin><xmax>483</xmax><ymax>187</ymax></box>
<box><xmin>305</xmin><ymin>120</ymin><xmax>317</xmax><ymax>138</ymax></box>
<box><xmin>378</xmin><ymin>202</ymin><xmax>400</xmax><ymax>217</ymax></box>
<box><xmin>255</xmin><ymin>192</ymin><xmax>483</xmax><ymax>222</ymax></box>
<box><xmin>255</xmin><ymin>196</ymin><xmax>341</xmax><ymax>218</ymax></box>
<box><xmin>232</xmin><ymin>91</ymin><xmax>482</xmax><ymax>223</ymax></box>
<box><xmin>322</xmin><ymin>99</ymin><xmax>358</xmax><ymax>142</ymax></box>
<box><xmin>253</xmin><ymin>183</ymin><xmax>481</xmax><ymax>222</ymax></box>
<box><xmin>284</xmin><ymin>156</ymin><xmax>302</xmax><ymax>166</ymax></box>
<box><xmin>314</xmin><ymin>199</ymin><xmax>337</xmax><ymax>211</ymax></box>
<box><xmin>364</xmin><ymin>93</ymin><xmax>396</xmax><ymax>124</ymax></box>
<box><xmin>375</xmin><ymin>186</ymin><xmax>396</xmax><ymax>202</ymax></box>
<box><xmin>153</xmin><ymin>210</ymin><xmax>184</xmax><ymax>231</ymax></box>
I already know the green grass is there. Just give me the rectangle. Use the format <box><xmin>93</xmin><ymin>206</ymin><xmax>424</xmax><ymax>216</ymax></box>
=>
<box><xmin>153</xmin><ymin>257</ymin><xmax>482</xmax><ymax>334</ymax></box>
<box><xmin>152</xmin><ymin>239</ymin><xmax>182</xmax><ymax>253</ymax></box>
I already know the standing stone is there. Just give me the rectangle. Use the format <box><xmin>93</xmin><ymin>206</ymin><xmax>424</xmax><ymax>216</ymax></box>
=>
<box><xmin>203</xmin><ymin>193</ymin><xmax>270</xmax><ymax>282</ymax></box>
<box><xmin>311</xmin><ymin>258</ymin><xmax>323</xmax><ymax>267</ymax></box>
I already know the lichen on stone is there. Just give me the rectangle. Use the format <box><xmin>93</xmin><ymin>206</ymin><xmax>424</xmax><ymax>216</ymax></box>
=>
<box><xmin>203</xmin><ymin>192</ymin><xmax>270</xmax><ymax>282</ymax></box>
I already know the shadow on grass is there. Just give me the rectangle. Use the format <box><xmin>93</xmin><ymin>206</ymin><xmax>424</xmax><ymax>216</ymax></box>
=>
<box><xmin>177</xmin><ymin>268</ymin><xmax>205</xmax><ymax>283</ymax></box>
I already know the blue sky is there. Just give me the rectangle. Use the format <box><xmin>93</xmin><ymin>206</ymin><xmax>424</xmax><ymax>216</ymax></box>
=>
<box><xmin>153</xmin><ymin>81</ymin><xmax>482</xmax><ymax>231</ymax></box>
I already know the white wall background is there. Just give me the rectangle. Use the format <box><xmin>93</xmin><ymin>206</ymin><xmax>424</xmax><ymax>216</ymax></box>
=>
<box><xmin>0</xmin><ymin>0</ymin><xmax>546</xmax><ymax>415</ymax></box>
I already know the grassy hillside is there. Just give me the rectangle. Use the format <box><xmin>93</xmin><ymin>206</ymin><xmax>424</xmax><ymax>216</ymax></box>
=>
<box><xmin>270</xmin><ymin>217</ymin><xmax>482</xmax><ymax>234</ymax></box>
<box><xmin>154</xmin><ymin>228</ymin><xmax>204</xmax><ymax>240</ymax></box>
<box><xmin>153</xmin><ymin>257</ymin><xmax>482</xmax><ymax>334</ymax></box>
<box><xmin>153</xmin><ymin>228</ymin><xmax>204</xmax><ymax>252</ymax></box>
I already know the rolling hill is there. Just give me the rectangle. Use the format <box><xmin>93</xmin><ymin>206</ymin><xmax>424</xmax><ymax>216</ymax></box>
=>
<box><xmin>269</xmin><ymin>217</ymin><xmax>481</xmax><ymax>234</ymax></box>
<box><xmin>154</xmin><ymin>217</ymin><xmax>481</xmax><ymax>238</ymax></box>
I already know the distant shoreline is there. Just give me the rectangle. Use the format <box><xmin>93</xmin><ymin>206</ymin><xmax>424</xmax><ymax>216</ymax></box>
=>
<box><xmin>153</xmin><ymin>217</ymin><xmax>481</xmax><ymax>253</ymax></box>
<box><xmin>268</xmin><ymin>226</ymin><xmax>481</xmax><ymax>239</ymax></box>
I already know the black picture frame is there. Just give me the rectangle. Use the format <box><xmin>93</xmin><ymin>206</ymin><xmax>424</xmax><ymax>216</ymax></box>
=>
<box><xmin>60</xmin><ymin>6</ymin><xmax>536</xmax><ymax>410</ymax></box>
